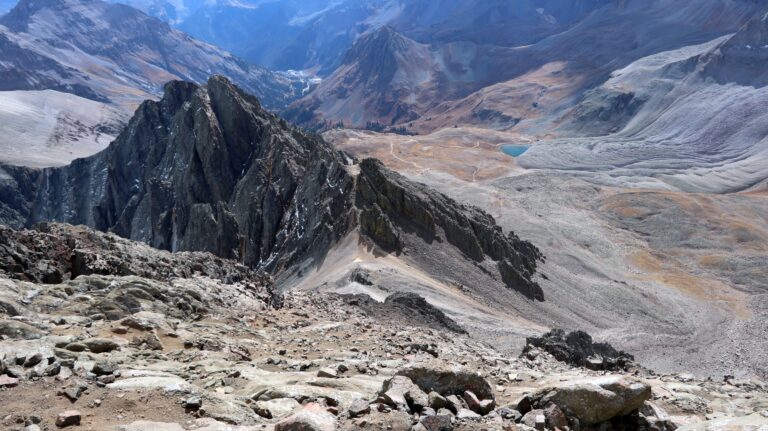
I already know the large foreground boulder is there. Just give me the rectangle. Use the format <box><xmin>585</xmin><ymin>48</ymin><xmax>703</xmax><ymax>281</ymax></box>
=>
<box><xmin>526</xmin><ymin>376</ymin><xmax>651</xmax><ymax>425</ymax></box>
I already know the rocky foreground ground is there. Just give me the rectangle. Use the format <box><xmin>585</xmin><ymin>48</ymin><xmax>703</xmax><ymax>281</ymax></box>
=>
<box><xmin>1</xmin><ymin>224</ymin><xmax>767</xmax><ymax>431</ymax></box>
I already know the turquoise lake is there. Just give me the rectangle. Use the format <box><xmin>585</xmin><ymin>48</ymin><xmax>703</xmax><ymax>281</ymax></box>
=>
<box><xmin>501</xmin><ymin>145</ymin><xmax>530</xmax><ymax>157</ymax></box>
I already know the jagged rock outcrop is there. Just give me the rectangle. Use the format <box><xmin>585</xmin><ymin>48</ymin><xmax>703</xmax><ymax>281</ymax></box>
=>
<box><xmin>29</xmin><ymin>76</ymin><xmax>356</xmax><ymax>275</ymax></box>
<box><xmin>357</xmin><ymin>158</ymin><xmax>544</xmax><ymax>300</ymax></box>
<box><xmin>524</xmin><ymin>329</ymin><xmax>635</xmax><ymax>371</ymax></box>
<box><xmin>3</xmin><ymin>76</ymin><xmax>542</xmax><ymax>299</ymax></box>
<box><xmin>0</xmin><ymin>223</ymin><xmax>272</xmax><ymax>288</ymax></box>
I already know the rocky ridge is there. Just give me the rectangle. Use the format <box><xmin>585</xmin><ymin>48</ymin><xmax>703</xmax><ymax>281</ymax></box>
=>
<box><xmin>1</xmin><ymin>76</ymin><xmax>542</xmax><ymax>300</ymax></box>
<box><xmin>0</xmin><ymin>224</ymin><xmax>765</xmax><ymax>430</ymax></box>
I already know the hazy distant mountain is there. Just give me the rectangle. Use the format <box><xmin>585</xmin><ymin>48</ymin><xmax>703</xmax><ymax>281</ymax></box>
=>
<box><xmin>389</xmin><ymin>0</ymin><xmax>606</xmax><ymax>46</ymax></box>
<box><xmin>0</xmin><ymin>0</ymin><xmax>307</xmax><ymax>109</ymax></box>
<box><xmin>520</xmin><ymin>12</ymin><xmax>768</xmax><ymax>193</ymax></box>
<box><xmin>289</xmin><ymin>0</ymin><xmax>766</xmax><ymax>130</ymax></box>
<box><xmin>178</xmin><ymin>0</ymin><xmax>383</xmax><ymax>73</ymax></box>
<box><xmin>106</xmin><ymin>0</ymin><xmax>207</xmax><ymax>24</ymax></box>
<box><xmin>285</xmin><ymin>26</ymin><xmax>529</xmax><ymax>128</ymax></box>
<box><xmin>173</xmin><ymin>0</ymin><xmax>608</xmax><ymax>73</ymax></box>
<box><xmin>0</xmin><ymin>0</ymin><xmax>313</xmax><ymax>167</ymax></box>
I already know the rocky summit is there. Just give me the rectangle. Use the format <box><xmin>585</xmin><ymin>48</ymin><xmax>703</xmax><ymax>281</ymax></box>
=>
<box><xmin>0</xmin><ymin>76</ymin><xmax>542</xmax><ymax>300</ymax></box>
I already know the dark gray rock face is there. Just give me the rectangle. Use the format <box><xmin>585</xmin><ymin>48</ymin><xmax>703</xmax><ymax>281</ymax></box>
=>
<box><xmin>524</xmin><ymin>329</ymin><xmax>635</xmax><ymax>371</ymax></box>
<box><xmin>30</xmin><ymin>76</ymin><xmax>356</xmax><ymax>275</ymax></box>
<box><xmin>703</xmin><ymin>12</ymin><xmax>768</xmax><ymax>87</ymax></box>
<box><xmin>0</xmin><ymin>164</ymin><xmax>40</xmax><ymax>229</ymax></box>
<box><xmin>6</xmin><ymin>76</ymin><xmax>542</xmax><ymax>299</ymax></box>
<box><xmin>357</xmin><ymin>158</ymin><xmax>544</xmax><ymax>300</ymax></box>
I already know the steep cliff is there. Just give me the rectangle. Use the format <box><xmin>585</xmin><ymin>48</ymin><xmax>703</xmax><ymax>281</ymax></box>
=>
<box><xmin>29</xmin><ymin>76</ymin><xmax>356</xmax><ymax>275</ymax></box>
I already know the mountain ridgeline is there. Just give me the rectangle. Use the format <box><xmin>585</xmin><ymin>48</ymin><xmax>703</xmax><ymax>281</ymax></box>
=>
<box><xmin>0</xmin><ymin>77</ymin><xmax>544</xmax><ymax>300</ymax></box>
<box><xmin>0</xmin><ymin>0</ymin><xmax>307</xmax><ymax>109</ymax></box>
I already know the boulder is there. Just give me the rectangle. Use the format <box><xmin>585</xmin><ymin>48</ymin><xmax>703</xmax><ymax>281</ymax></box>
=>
<box><xmin>64</xmin><ymin>343</ymin><xmax>87</xmax><ymax>352</ymax></box>
<box><xmin>429</xmin><ymin>391</ymin><xmax>448</xmax><ymax>410</ymax></box>
<box><xmin>524</xmin><ymin>329</ymin><xmax>633</xmax><ymax>371</ymax></box>
<box><xmin>55</xmin><ymin>410</ymin><xmax>81</xmax><ymax>427</ymax></box>
<box><xmin>23</xmin><ymin>353</ymin><xmax>44</xmax><ymax>368</ymax></box>
<box><xmin>347</xmin><ymin>399</ymin><xmax>371</xmax><ymax>418</ymax></box>
<box><xmin>92</xmin><ymin>361</ymin><xmax>118</xmax><ymax>376</ymax></box>
<box><xmin>317</xmin><ymin>368</ymin><xmax>338</xmax><ymax>378</ymax></box>
<box><xmin>456</xmin><ymin>409</ymin><xmax>481</xmax><ymax>419</ymax></box>
<box><xmin>184</xmin><ymin>397</ymin><xmax>202</xmax><ymax>410</ymax></box>
<box><xmin>254</xmin><ymin>398</ymin><xmax>301</xmax><ymax>419</ymax></box>
<box><xmin>534</xmin><ymin>376</ymin><xmax>651</xmax><ymax>425</ymax></box>
<box><xmin>61</xmin><ymin>384</ymin><xmax>87</xmax><ymax>401</ymax></box>
<box><xmin>130</xmin><ymin>333</ymin><xmax>164</xmax><ymax>351</ymax></box>
<box><xmin>0</xmin><ymin>320</ymin><xmax>44</xmax><ymax>339</ymax></box>
<box><xmin>463</xmin><ymin>390</ymin><xmax>495</xmax><ymax>415</ymax></box>
<box><xmin>445</xmin><ymin>395</ymin><xmax>463</xmax><ymax>414</ymax></box>
<box><xmin>522</xmin><ymin>409</ymin><xmax>545</xmax><ymax>429</ymax></box>
<box><xmin>395</xmin><ymin>362</ymin><xmax>494</xmax><ymax>400</ymax></box>
<box><xmin>495</xmin><ymin>407</ymin><xmax>522</xmax><ymax>421</ymax></box>
<box><xmin>0</xmin><ymin>374</ymin><xmax>19</xmax><ymax>387</ymax></box>
<box><xmin>544</xmin><ymin>403</ymin><xmax>568</xmax><ymax>429</ymax></box>
<box><xmin>275</xmin><ymin>403</ymin><xmax>336</xmax><ymax>431</ymax></box>
<box><xmin>420</xmin><ymin>415</ymin><xmax>453</xmax><ymax>431</ymax></box>
<box><xmin>83</xmin><ymin>338</ymin><xmax>120</xmax><ymax>353</ymax></box>
<box><xmin>379</xmin><ymin>375</ymin><xmax>429</xmax><ymax>413</ymax></box>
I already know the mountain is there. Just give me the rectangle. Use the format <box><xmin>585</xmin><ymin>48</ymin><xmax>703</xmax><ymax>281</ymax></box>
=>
<box><xmin>286</xmin><ymin>0</ymin><xmax>764</xmax><ymax>131</ymax></box>
<box><xmin>0</xmin><ymin>0</ymin><xmax>315</xmax><ymax>168</ymax></box>
<box><xmin>106</xmin><ymin>0</ymin><xmax>207</xmax><ymax>24</ymax></box>
<box><xmin>517</xmin><ymin>11</ymin><xmax>768</xmax><ymax>193</ymax></box>
<box><xmin>285</xmin><ymin>26</ymin><xmax>432</xmax><ymax>128</ymax></box>
<box><xmin>2</xmin><ymin>76</ymin><xmax>543</xmax><ymax>301</ymax></box>
<box><xmin>388</xmin><ymin>0</ymin><xmax>605</xmax><ymax>47</ymax></box>
<box><xmin>0</xmin><ymin>0</ymin><xmax>306</xmax><ymax>109</ymax></box>
<box><xmin>178</xmin><ymin>0</ymin><xmax>363</xmax><ymax>74</ymax></box>
<box><xmin>172</xmin><ymin>0</ymin><xmax>607</xmax><ymax>74</ymax></box>
<box><xmin>285</xmin><ymin>26</ymin><xmax>533</xmax><ymax>129</ymax></box>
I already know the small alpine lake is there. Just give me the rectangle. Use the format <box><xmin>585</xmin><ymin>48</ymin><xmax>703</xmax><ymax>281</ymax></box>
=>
<box><xmin>500</xmin><ymin>145</ymin><xmax>530</xmax><ymax>157</ymax></box>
